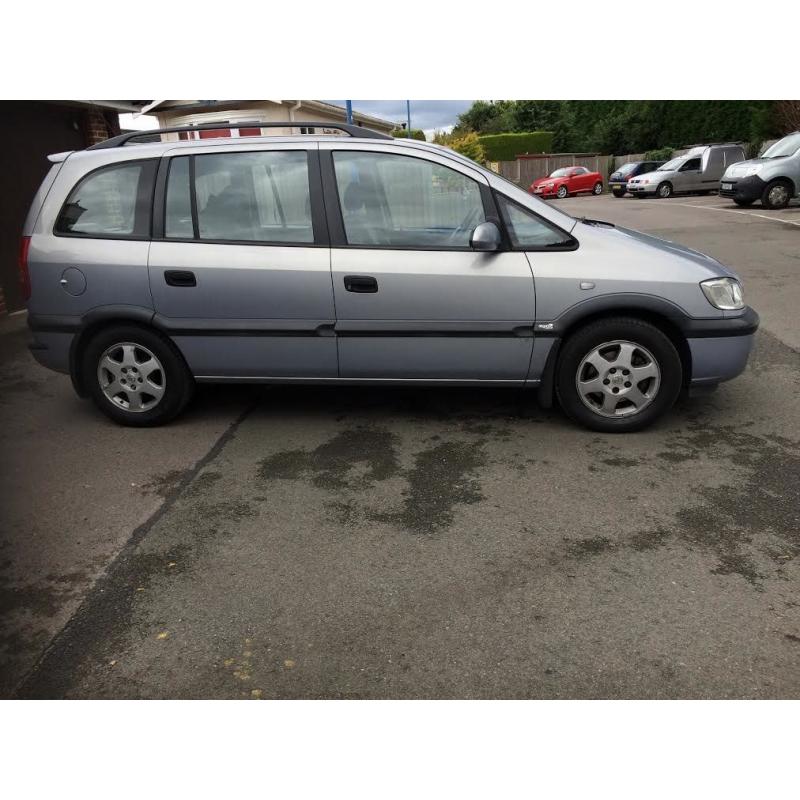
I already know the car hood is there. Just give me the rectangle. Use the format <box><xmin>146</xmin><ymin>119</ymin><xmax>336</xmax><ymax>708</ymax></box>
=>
<box><xmin>532</xmin><ymin>177</ymin><xmax>559</xmax><ymax>185</ymax></box>
<box><xmin>723</xmin><ymin>157</ymin><xmax>770</xmax><ymax>178</ymax></box>
<box><xmin>627</xmin><ymin>170</ymin><xmax>665</xmax><ymax>182</ymax></box>
<box><xmin>576</xmin><ymin>220</ymin><xmax>739</xmax><ymax>280</ymax></box>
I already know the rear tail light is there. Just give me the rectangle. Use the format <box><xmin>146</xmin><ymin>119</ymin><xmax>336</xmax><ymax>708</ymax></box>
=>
<box><xmin>19</xmin><ymin>236</ymin><xmax>31</xmax><ymax>302</ymax></box>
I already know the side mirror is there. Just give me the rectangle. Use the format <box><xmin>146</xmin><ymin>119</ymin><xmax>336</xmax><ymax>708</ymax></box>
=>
<box><xmin>470</xmin><ymin>221</ymin><xmax>502</xmax><ymax>252</ymax></box>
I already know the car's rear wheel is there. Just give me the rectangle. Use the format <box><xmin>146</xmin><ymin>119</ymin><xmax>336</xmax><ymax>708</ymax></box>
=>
<box><xmin>556</xmin><ymin>184</ymin><xmax>568</xmax><ymax>199</ymax></box>
<box><xmin>83</xmin><ymin>325</ymin><xmax>194</xmax><ymax>427</ymax></box>
<box><xmin>593</xmin><ymin>181</ymin><xmax>603</xmax><ymax>195</ymax></box>
<box><xmin>733</xmin><ymin>198</ymin><xmax>755</xmax><ymax>207</ymax></box>
<box><xmin>612</xmin><ymin>189</ymin><xmax>626</xmax><ymax>198</ymax></box>
<box><xmin>761</xmin><ymin>179</ymin><xmax>792</xmax><ymax>210</ymax></box>
<box><xmin>555</xmin><ymin>318</ymin><xmax>683</xmax><ymax>433</ymax></box>
<box><xmin>657</xmin><ymin>181</ymin><xmax>673</xmax><ymax>199</ymax></box>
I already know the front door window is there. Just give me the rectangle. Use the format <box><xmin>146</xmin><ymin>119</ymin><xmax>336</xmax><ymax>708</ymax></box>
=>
<box><xmin>332</xmin><ymin>151</ymin><xmax>485</xmax><ymax>248</ymax></box>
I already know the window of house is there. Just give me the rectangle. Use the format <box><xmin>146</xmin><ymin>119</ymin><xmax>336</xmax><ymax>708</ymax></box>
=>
<box><xmin>332</xmin><ymin>151</ymin><xmax>485</xmax><ymax>248</ymax></box>
<box><xmin>497</xmin><ymin>195</ymin><xmax>575</xmax><ymax>250</ymax></box>
<box><xmin>165</xmin><ymin>150</ymin><xmax>314</xmax><ymax>243</ymax></box>
<box><xmin>55</xmin><ymin>161</ymin><xmax>154</xmax><ymax>237</ymax></box>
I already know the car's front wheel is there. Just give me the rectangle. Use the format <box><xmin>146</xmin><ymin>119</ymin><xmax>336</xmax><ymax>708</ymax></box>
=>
<box><xmin>612</xmin><ymin>189</ymin><xmax>626</xmax><ymax>198</ymax></box>
<box><xmin>556</xmin><ymin>184</ymin><xmax>568</xmax><ymax>199</ymax></box>
<box><xmin>593</xmin><ymin>181</ymin><xmax>603</xmax><ymax>195</ymax></box>
<box><xmin>657</xmin><ymin>181</ymin><xmax>673</xmax><ymax>199</ymax></box>
<box><xmin>761</xmin><ymin>179</ymin><xmax>792</xmax><ymax>210</ymax></box>
<box><xmin>83</xmin><ymin>325</ymin><xmax>194</xmax><ymax>426</ymax></box>
<box><xmin>555</xmin><ymin>318</ymin><xmax>683</xmax><ymax>432</ymax></box>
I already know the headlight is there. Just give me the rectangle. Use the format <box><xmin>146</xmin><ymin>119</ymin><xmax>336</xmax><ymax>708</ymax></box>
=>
<box><xmin>701</xmin><ymin>277</ymin><xmax>744</xmax><ymax>310</ymax></box>
<box><xmin>742</xmin><ymin>165</ymin><xmax>760</xmax><ymax>177</ymax></box>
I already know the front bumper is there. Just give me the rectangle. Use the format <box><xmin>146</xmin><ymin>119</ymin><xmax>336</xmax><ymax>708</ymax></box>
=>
<box><xmin>719</xmin><ymin>174</ymin><xmax>765</xmax><ymax>202</ymax></box>
<box><xmin>531</xmin><ymin>184</ymin><xmax>558</xmax><ymax>197</ymax></box>
<box><xmin>627</xmin><ymin>183</ymin><xmax>656</xmax><ymax>196</ymax></box>
<box><xmin>688</xmin><ymin>306</ymin><xmax>759</xmax><ymax>386</ymax></box>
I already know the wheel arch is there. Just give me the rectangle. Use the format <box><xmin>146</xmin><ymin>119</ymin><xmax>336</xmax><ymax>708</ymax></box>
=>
<box><xmin>766</xmin><ymin>175</ymin><xmax>796</xmax><ymax>195</ymax></box>
<box><xmin>68</xmin><ymin>306</ymin><xmax>177</xmax><ymax>397</ymax></box>
<box><xmin>536</xmin><ymin>298</ymin><xmax>693</xmax><ymax>409</ymax></box>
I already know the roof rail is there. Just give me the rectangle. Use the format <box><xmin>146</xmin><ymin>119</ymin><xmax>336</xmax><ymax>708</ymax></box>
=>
<box><xmin>87</xmin><ymin>121</ymin><xmax>393</xmax><ymax>150</ymax></box>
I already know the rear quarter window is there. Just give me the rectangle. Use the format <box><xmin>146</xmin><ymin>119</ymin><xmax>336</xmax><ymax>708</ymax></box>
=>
<box><xmin>55</xmin><ymin>160</ymin><xmax>156</xmax><ymax>238</ymax></box>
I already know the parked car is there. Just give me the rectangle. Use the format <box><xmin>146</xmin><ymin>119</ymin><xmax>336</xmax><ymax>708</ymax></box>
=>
<box><xmin>627</xmin><ymin>144</ymin><xmax>746</xmax><ymax>198</ymax></box>
<box><xmin>22</xmin><ymin>122</ymin><xmax>758</xmax><ymax>433</ymax></box>
<box><xmin>719</xmin><ymin>131</ymin><xmax>800</xmax><ymax>209</ymax></box>
<box><xmin>530</xmin><ymin>166</ymin><xmax>604</xmax><ymax>199</ymax></box>
<box><xmin>608</xmin><ymin>161</ymin><xmax>665</xmax><ymax>197</ymax></box>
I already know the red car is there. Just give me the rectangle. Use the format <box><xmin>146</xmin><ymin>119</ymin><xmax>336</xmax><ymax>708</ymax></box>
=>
<box><xmin>530</xmin><ymin>166</ymin><xmax>604</xmax><ymax>199</ymax></box>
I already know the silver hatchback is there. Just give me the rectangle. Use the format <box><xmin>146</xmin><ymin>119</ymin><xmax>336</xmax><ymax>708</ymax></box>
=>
<box><xmin>22</xmin><ymin>122</ymin><xmax>758</xmax><ymax>432</ymax></box>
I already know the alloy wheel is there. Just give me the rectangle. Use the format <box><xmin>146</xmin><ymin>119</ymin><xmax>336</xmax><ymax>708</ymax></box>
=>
<box><xmin>575</xmin><ymin>340</ymin><xmax>661</xmax><ymax>418</ymax></box>
<box><xmin>97</xmin><ymin>342</ymin><xmax>166</xmax><ymax>413</ymax></box>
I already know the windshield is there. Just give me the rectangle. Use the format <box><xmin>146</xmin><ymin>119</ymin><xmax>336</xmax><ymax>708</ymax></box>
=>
<box><xmin>616</xmin><ymin>163</ymin><xmax>638</xmax><ymax>175</ymax></box>
<box><xmin>658</xmin><ymin>157</ymin><xmax>685</xmax><ymax>171</ymax></box>
<box><xmin>549</xmin><ymin>168</ymin><xmax>571</xmax><ymax>178</ymax></box>
<box><xmin>761</xmin><ymin>132</ymin><xmax>800</xmax><ymax>159</ymax></box>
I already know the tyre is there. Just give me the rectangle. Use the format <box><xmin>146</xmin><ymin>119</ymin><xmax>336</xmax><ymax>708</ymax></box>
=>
<box><xmin>556</xmin><ymin>184</ymin><xmax>568</xmax><ymax>199</ymax></box>
<box><xmin>593</xmin><ymin>181</ymin><xmax>603</xmax><ymax>195</ymax></box>
<box><xmin>761</xmin><ymin>179</ymin><xmax>792</xmax><ymax>210</ymax></box>
<box><xmin>656</xmin><ymin>181</ymin><xmax>673</xmax><ymax>199</ymax></box>
<box><xmin>733</xmin><ymin>198</ymin><xmax>755</xmax><ymax>207</ymax></box>
<box><xmin>555</xmin><ymin>317</ymin><xmax>683</xmax><ymax>433</ymax></box>
<box><xmin>82</xmin><ymin>324</ymin><xmax>194</xmax><ymax>427</ymax></box>
<box><xmin>612</xmin><ymin>189</ymin><xmax>626</xmax><ymax>198</ymax></box>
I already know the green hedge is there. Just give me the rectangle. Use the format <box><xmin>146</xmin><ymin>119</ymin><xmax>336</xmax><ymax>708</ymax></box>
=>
<box><xmin>644</xmin><ymin>147</ymin><xmax>673</xmax><ymax>161</ymax></box>
<box><xmin>478</xmin><ymin>131</ymin><xmax>554</xmax><ymax>161</ymax></box>
<box><xmin>392</xmin><ymin>128</ymin><xmax>426</xmax><ymax>141</ymax></box>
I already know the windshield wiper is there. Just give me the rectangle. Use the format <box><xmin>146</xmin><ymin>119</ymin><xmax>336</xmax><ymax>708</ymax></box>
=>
<box><xmin>579</xmin><ymin>217</ymin><xmax>615</xmax><ymax>228</ymax></box>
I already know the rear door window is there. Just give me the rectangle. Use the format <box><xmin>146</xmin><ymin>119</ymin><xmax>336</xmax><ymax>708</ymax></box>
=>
<box><xmin>165</xmin><ymin>150</ymin><xmax>314</xmax><ymax>243</ymax></box>
<box><xmin>56</xmin><ymin>160</ymin><xmax>156</xmax><ymax>238</ymax></box>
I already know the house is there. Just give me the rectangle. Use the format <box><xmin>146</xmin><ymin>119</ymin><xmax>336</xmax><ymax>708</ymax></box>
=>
<box><xmin>141</xmin><ymin>100</ymin><xmax>397</xmax><ymax>138</ymax></box>
<box><xmin>0</xmin><ymin>100</ymin><xmax>149</xmax><ymax>314</ymax></box>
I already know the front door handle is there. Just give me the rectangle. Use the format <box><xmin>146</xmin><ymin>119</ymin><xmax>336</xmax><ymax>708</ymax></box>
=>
<box><xmin>344</xmin><ymin>275</ymin><xmax>378</xmax><ymax>293</ymax></box>
<box><xmin>165</xmin><ymin>270</ymin><xmax>196</xmax><ymax>287</ymax></box>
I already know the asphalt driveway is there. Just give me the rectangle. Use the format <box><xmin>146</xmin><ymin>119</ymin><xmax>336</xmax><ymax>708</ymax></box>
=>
<box><xmin>2</xmin><ymin>193</ymin><xmax>799</xmax><ymax>698</ymax></box>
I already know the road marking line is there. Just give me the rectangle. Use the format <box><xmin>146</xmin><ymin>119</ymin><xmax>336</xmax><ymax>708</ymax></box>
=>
<box><xmin>640</xmin><ymin>200</ymin><xmax>800</xmax><ymax>227</ymax></box>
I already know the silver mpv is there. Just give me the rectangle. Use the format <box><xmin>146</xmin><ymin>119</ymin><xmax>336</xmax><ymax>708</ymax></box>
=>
<box><xmin>22</xmin><ymin>122</ymin><xmax>759</xmax><ymax>432</ymax></box>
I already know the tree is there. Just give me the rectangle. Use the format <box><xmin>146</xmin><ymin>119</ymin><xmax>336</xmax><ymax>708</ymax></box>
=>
<box><xmin>446</xmin><ymin>132</ymin><xmax>486</xmax><ymax>164</ymax></box>
<box><xmin>775</xmin><ymin>101</ymin><xmax>800</xmax><ymax>135</ymax></box>
<box><xmin>453</xmin><ymin>100</ymin><xmax>783</xmax><ymax>155</ymax></box>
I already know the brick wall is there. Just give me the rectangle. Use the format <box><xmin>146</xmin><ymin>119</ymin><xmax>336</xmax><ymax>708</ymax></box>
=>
<box><xmin>82</xmin><ymin>107</ymin><xmax>120</xmax><ymax>145</ymax></box>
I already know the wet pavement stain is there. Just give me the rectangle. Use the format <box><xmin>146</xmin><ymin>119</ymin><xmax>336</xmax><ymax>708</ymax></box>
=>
<box><xmin>567</xmin><ymin>536</ymin><xmax>615</xmax><ymax>558</ymax></box>
<box><xmin>639</xmin><ymin>421</ymin><xmax>798</xmax><ymax>586</ymax></box>
<box><xmin>257</xmin><ymin>427</ymin><xmax>400</xmax><ymax>490</ymax></box>
<box><xmin>260</xmin><ymin>428</ymin><xmax>488</xmax><ymax>536</ymax></box>
<box><xmin>371</xmin><ymin>440</ymin><xmax>487</xmax><ymax>534</ymax></box>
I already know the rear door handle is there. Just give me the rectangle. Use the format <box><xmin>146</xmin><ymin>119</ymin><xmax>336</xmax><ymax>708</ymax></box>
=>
<box><xmin>344</xmin><ymin>275</ymin><xmax>378</xmax><ymax>293</ymax></box>
<box><xmin>165</xmin><ymin>270</ymin><xmax>196</xmax><ymax>287</ymax></box>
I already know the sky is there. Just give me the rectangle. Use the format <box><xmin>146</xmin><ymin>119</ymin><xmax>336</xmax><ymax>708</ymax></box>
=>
<box><xmin>120</xmin><ymin>100</ymin><xmax>474</xmax><ymax>138</ymax></box>
<box><xmin>327</xmin><ymin>100</ymin><xmax>473</xmax><ymax>135</ymax></box>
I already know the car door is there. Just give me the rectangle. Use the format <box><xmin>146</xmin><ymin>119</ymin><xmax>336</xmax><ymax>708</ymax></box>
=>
<box><xmin>675</xmin><ymin>157</ymin><xmax>702</xmax><ymax>192</ymax></box>
<box><xmin>572</xmin><ymin>167</ymin><xmax>591</xmax><ymax>192</ymax></box>
<box><xmin>148</xmin><ymin>142</ymin><xmax>337</xmax><ymax>379</ymax></box>
<box><xmin>321</xmin><ymin>143</ymin><xmax>536</xmax><ymax>382</ymax></box>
